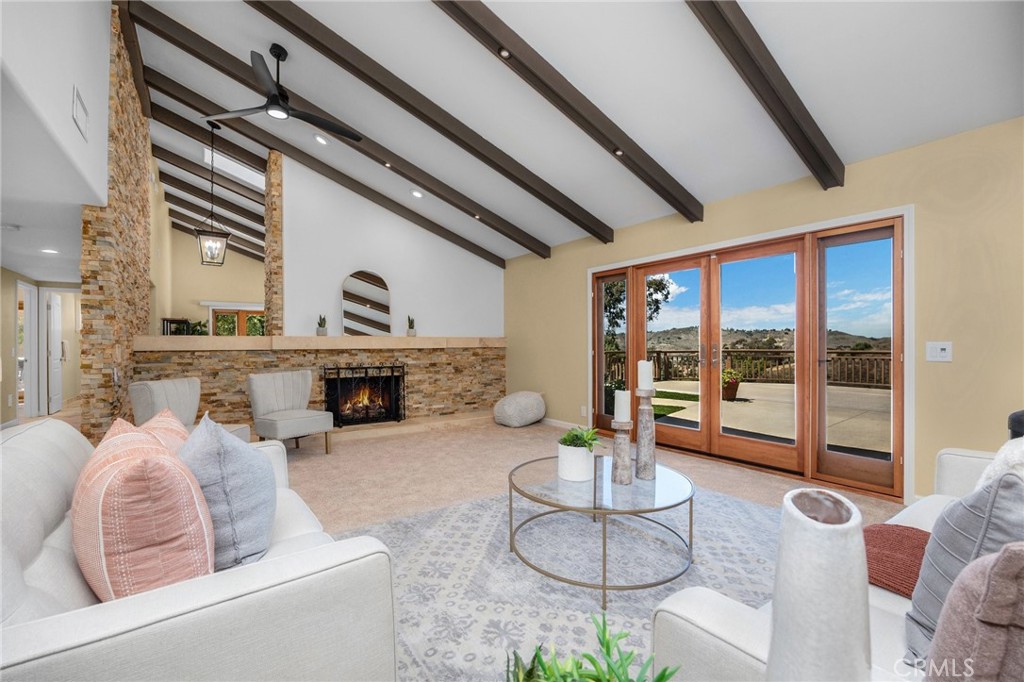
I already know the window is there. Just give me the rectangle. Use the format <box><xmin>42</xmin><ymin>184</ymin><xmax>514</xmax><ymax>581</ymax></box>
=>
<box><xmin>213</xmin><ymin>309</ymin><xmax>266</xmax><ymax>336</ymax></box>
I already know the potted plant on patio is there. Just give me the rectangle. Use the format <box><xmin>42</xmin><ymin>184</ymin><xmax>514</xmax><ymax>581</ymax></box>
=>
<box><xmin>557</xmin><ymin>426</ymin><xmax>600</xmax><ymax>482</ymax></box>
<box><xmin>721</xmin><ymin>368</ymin><xmax>742</xmax><ymax>401</ymax></box>
<box><xmin>316</xmin><ymin>314</ymin><xmax>327</xmax><ymax>336</ymax></box>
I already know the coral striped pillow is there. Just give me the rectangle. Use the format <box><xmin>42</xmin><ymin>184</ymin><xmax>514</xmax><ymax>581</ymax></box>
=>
<box><xmin>139</xmin><ymin>408</ymin><xmax>190</xmax><ymax>452</ymax></box>
<box><xmin>72</xmin><ymin>418</ymin><xmax>214</xmax><ymax>601</ymax></box>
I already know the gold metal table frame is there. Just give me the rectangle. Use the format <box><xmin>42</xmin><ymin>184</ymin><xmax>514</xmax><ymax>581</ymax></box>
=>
<box><xmin>508</xmin><ymin>455</ymin><xmax>694</xmax><ymax>610</ymax></box>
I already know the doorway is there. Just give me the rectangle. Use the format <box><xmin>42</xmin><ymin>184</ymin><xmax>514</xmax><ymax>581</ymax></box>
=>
<box><xmin>16</xmin><ymin>281</ymin><xmax>38</xmax><ymax>419</ymax></box>
<box><xmin>593</xmin><ymin>218</ymin><xmax>903</xmax><ymax>496</ymax></box>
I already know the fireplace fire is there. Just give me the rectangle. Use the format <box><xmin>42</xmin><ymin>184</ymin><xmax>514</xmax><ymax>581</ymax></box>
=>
<box><xmin>323</xmin><ymin>364</ymin><xmax>406</xmax><ymax>427</ymax></box>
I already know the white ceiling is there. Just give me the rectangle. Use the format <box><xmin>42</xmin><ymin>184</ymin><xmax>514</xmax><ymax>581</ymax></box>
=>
<box><xmin>3</xmin><ymin>0</ymin><xmax>1022</xmax><ymax>280</ymax></box>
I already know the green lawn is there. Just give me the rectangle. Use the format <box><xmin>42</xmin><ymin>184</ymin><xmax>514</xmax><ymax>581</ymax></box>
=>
<box><xmin>654</xmin><ymin>389</ymin><xmax>699</xmax><ymax>402</ymax></box>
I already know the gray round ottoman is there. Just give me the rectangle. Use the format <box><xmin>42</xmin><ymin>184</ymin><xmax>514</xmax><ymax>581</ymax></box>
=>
<box><xmin>493</xmin><ymin>391</ymin><xmax>546</xmax><ymax>427</ymax></box>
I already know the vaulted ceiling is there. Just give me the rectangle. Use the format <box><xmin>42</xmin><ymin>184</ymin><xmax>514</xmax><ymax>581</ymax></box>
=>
<box><xmin>10</xmin><ymin>1</ymin><xmax>1024</xmax><ymax>278</ymax></box>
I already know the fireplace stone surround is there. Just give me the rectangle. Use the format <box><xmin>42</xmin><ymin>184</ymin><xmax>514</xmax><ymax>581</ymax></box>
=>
<box><xmin>130</xmin><ymin>336</ymin><xmax>504</xmax><ymax>434</ymax></box>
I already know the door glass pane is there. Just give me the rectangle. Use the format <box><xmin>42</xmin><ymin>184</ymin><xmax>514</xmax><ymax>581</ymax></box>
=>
<box><xmin>719</xmin><ymin>253</ymin><xmax>797</xmax><ymax>444</ymax></box>
<box><xmin>823</xmin><ymin>238</ymin><xmax>893</xmax><ymax>459</ymax></box>
<box><xmin>598</xmin><ymin>276</ymin><xmax>627</xmax><ymax>421</ymax></box>
<box><xmin>645</xmin><ymin>269</ymin><xmax>702</xmax><ymax>430</ymax></box>
<box><xmin>215</xmin><ymin>313</ymin><xmax>237</xmax><ymax>336</ymax></box>
<box><xmin>246</xmin><ymin>314</ymin><xmax>266</xmax><ymax>336</ymax></box>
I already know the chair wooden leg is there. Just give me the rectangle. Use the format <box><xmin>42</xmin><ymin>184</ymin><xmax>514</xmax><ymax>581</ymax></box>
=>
<box><xmin>325</xmin><ymin>431</ymin><xmax>331</xmax><ymax>454</ymax></box>
<box><xmin>294</xmin><ymin>437</ymin><xmax>300</xmax><ymax>449</ymax></box>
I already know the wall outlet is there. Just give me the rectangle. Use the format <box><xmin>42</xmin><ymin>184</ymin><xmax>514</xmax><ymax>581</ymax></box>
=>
<box><xmin>926</xmin><ymin>341</ymin><xmax>953</xmax><ymax>362</ymax></box>
<box><xmin>580</xmin><ymin>405</ymin><xmax>587</xmax><ymax>417</ymax></box>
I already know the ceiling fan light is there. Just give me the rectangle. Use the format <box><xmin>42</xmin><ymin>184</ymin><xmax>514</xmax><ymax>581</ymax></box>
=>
<box><xmin>267</xmin><ymin>102</ymin><xmax>289</xmax><ymax>120</ymax></box>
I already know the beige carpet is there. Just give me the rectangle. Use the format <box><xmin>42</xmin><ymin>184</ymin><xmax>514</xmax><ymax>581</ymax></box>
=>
<box><xmin>285</xmin><ymin>420</ymin><xmax>903</xmax><ymax>534</ymax></box>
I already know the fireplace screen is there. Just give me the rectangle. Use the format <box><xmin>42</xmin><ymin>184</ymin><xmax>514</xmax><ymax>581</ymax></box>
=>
<box><xmin>323</xmin><ymin>364</ymin><xmax>406</xmax><ymax>427</ymax></box>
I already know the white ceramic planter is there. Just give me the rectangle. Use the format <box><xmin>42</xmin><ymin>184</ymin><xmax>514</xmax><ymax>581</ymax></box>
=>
<box><xmin>557</xmin><ymin>444</ymin><xmax>594</xmax><ymax>481</ymax></box>
<box><xmin>766</xmin><ymin>488</ymin><xmax>871</xmax><ymax>682</ymax></box>
<box><xmin>316</xmin><ymin>327</ymin><xmax>327</xmax><ymax>336</ymax></box>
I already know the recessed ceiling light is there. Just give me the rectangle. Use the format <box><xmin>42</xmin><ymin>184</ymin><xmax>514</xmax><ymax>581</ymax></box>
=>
<box><xmin>384</xmin><ymin>162</ymin><xmax>391</xmax><ymax>168</ymax></box>
<box><xmin>613</xmin><ymin>148</ymin><xmax>624</xmax><ymax>157</ymax></box>
<box><xmin>473</xmin><ymin>215</ymin><xmax>480</xmax><ymax>220</ymax></box>
<box><xmin>411</xmin><ymin>189</ymin><xmax>424</xmax><ymax>198</ymax></box>
<box><xmin>314</xmin><ymin>134</ymin><xmax>328</xmax><ymax>145</ymax></box>
<box><xmin>499</xmin><ymin>48</ymin><xmax>511</xmax><ymax>59</ymax></box>
<box><xmin>41</xmin><ymin>248</ymin><xmax>59</xmax><ymax>254</ymax></box>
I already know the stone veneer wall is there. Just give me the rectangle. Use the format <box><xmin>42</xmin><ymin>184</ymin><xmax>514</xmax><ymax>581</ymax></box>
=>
<box><xmin>79</xmin><ymin>9</ymin><xmax>152</xmax><ymax>442</ymax></box>
<box><xmin>264</xmin><ymin>150</ymin><xmax>284</xmax><ymax>336</ymax></box>
<box><xmin>132</xmin><ymin>347</ymin><xmax>505</xmax><ymax>427</ymax></box>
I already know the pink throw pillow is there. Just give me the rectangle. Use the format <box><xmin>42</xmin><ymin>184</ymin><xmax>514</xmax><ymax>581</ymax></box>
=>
<box><xmin>72</xmin><ymin>418</ymin><xmax>214</xmax><ymax>601</ymax></box>
<box><xmin>139</xmin><ymin>408</ymin><xmax>190</xmax><ymax>452</ymax></box>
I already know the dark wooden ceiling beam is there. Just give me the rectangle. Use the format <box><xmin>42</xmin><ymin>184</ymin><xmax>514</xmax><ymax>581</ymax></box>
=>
<box><xmin>153</xmin><ymin>145</ymin><xmax>265</xmax><ymax>205</ymax></box>
<box><xmin>170</xmin><ymin>221</ymin><xmax>265</xmax><ymax>262</ymax></box>
<box><xmin>145</xmin><ymin>68</ymin><xmax>506</xmax><ymax>269</ymax></box>
<box><xmin>165</xmin><ymin>196</ymin><xmax>266</xmax><ymax>243</ymax></box>
<box><xmin>350</xmin><ymin>271</ymin><xmax>388</xmax><ymax>290</ymax></box>
<box><xmin>343</xmin><ymin>326</ymin><xmax>370</xmax><ymax>337</ymax></box>
<box><xmin>128</xmin><ymin>1</ymin><xmax>548</xmax><ymax>258</ymax></box>
<box><xmin>169</xmin><ymin>212</ymin><xmax>265</xmax><ymax>253</ymax></box>
<box><xmin>434</xmin><ymin>1</ymin><xmax>704</xmax><ymax>223</ymax></box>
<box><xmin>246</xmin><ymin>0</ymin><xmax>614</xmax><ymax>243</ymax></box>
<box><xmin>159</xmin><ymin>172</ymin><xmax>265</xmax><ymax>225</ymax></box>
<box><xmin>115</xmin><ymin>2</ymin><xmax>151</xmax><ymax>118</ymax></box>
<box><xmin>150</xmin><ymin>102</ymin><xmax>268</xmax><ymax>173</ymax></box>
<box><xmin>343</xmin><ymin>311</ymin><xmax>390</xmax><ymax>334</ymax></box>
<box><xmin>687</xmin><ymin>0</ymin><xmax>844</xmax><ymax>189</ymax></box>
<box><xmin>343</xmin><ymin>291</ymin><xmax>390</xmax><ymax>315</ymax></box>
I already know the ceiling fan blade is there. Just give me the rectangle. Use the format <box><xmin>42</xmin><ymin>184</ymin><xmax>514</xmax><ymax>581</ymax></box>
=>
<box><xmin>290</xmin><ymin>109</ymin><xmax>363</xmax><ymax>142</ymax></box>
<box><xmin>201</xmin><ymin>106</ymin><xmax>267</xmax><ymax>122</ymax></box>
<box><xmin>250</xmin><ymin>51</ymin><xmax>278</xmax><ymax>98</ymax></box>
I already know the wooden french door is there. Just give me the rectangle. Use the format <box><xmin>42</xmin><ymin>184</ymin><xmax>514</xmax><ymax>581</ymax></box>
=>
<box><xmin>594</xmin><ymin>218</ymin><xmax>903</xmax><ymax>496</ymax></box>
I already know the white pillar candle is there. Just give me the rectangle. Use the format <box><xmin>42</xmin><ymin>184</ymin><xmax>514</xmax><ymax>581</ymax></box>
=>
<box><xmin>637</xmin><ymin>360</ymin><xmax>654</xmax><ymax>390</ymax></box>
<box><xmin>613</xmin><ymin>390</ymin><xmax>630</xmax><ymax>422</ymax></box>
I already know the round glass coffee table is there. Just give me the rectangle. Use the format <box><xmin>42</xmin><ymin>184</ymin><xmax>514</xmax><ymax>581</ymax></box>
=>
<box><xmin>508</xmin><ymin>455</ymin><xmax>694</xmax><ymax>609</ymax></box>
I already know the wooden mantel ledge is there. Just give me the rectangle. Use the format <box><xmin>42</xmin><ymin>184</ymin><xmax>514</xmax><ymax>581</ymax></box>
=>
<box><xmin>132</xmin><ymin>335</ymin><xmax>506</xmax><ymax>352</ymax></box>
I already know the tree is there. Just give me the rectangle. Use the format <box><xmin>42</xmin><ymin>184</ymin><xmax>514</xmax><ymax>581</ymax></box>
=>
<box><xmin>603</xmin><ymin>276</ymin><xmax>674</xmax><ymax>333</ymax></box>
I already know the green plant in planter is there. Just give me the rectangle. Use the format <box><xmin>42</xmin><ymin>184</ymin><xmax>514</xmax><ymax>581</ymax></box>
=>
<box><xmin>721</xmin><ymin>368</ymin><xmax>742</xmax><ymax>388</ymax></box>
<box><xmin>506</xmin><ymin>614</ymin><xmax>678</xmax><ymax>682</ymax></box>
<box><xmin>317</xmin><ymin>315</ymin><xmax>326</xmax><ymax>328</ymax></box>
<box><xmin>559</xmin><ymin>426</ymin><xmax>600</xmax><ymax>452</ymax></box>
<box><xmin>407</xmin><ymin>316</ymin><xmax>415</xmax><ymax>330</ymax></box>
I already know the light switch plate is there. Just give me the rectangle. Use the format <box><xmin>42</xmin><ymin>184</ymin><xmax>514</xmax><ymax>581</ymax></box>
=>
<box><xmin>926</xmin><ymin>341</ymin><xmax>953</xmax><ymax>362</ymax></box>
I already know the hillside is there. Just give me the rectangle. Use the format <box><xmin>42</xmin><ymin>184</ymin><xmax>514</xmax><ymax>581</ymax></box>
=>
<box><xmin>639</xmin><ymin>327</ymin><xmax>891</xmax><ymax>351</ymax></box>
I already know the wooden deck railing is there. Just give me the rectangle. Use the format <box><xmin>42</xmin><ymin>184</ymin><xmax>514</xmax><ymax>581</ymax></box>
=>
<box><xmin>602</xmin><ymin>349</ymin><xmax>891</xmax><ymax>389</ymax></box>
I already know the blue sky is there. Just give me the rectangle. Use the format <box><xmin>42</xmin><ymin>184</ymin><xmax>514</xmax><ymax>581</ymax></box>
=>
<box><xmin>646</xmin><ymin>239</ymin><xmax>893</xmax><ymax>337</ymax></box>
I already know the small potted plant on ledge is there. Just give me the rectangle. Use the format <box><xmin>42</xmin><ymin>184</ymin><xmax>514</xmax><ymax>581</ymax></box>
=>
<box><xmin>407</xmin><ymin>316</ymin><xmax>416</xmax><ymax>337</ymax></box>
<box><xmin>557</xmin><ymin>426</ymin><xmax>600</xmax><ymax>482</ymax></box>
<box><xmin>316</xmin><ymin>314</ymin><xmax>327</xmax><ymax>336</ymax></box>
<box><xmin>721</xmin><ymin>368</ymin><xmax>742</xmax><ymax>401</ymax></box>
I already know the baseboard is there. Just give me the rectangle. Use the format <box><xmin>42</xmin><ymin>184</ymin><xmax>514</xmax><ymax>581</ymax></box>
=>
<box><xmin>1</xmin><ymin>419</ymin><xmax>20</xmax><ymax>430</ymax></box>
<box><xmin>541</xmin><ymin>417</ymin><xmax>583</xmax><ymax>430</ymax></box>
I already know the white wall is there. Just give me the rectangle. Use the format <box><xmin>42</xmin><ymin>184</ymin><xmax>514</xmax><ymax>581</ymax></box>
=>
<box><xmin>1</xmin><ymin>1</ymin><xmax>111</xmax><ymax>205</ymax></box>
<box><xmin>283</xmin><ymin>158</ymin><xmax>504</xmax><ymax>337</ymax></box>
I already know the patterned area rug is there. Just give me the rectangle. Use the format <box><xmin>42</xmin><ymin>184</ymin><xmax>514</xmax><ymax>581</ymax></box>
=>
<box><xmin>335</xmin><ymin>487</ymin><xmax>780</xmax><ymax>681</ymax></box>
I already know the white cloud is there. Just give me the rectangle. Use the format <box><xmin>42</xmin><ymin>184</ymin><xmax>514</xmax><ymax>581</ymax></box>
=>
<box><xmin>648</xmin><ymin>273</ymin><xmax>688</xmax><ymax>301</ymax></box>
<box><xmin>833</xmin><ymin>287</ymin><xmax>891</xmax><ymax>303</ymax></box>
<box><xmin>721</xmin><ymin>302</ymin><xmax>796</xmax><ymax>329</ymax></box>
<box><xmin>647</xmin><ymin>306</ymin><xmax>701</xmax><ymax>332</ymax></box>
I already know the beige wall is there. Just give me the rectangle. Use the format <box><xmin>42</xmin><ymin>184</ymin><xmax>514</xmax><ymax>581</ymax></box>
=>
<box><xmin>505</xmin><ymin>117</ymin><xmax>1024</xmax><ymax>498</ymax></box>
<box><xmin>149</xmin><ymin>157</ymin><xmax>173</xmax><ymax>335</ymax></box>
<box><xmin>0</xmin><ymin>268</ymin><xmax>31</xmax><ymax>424</ymax></box>
<box><xmin>168</xmin><ymin>229</ymin><xmax>265</xmax><ymax>325</ymax></box>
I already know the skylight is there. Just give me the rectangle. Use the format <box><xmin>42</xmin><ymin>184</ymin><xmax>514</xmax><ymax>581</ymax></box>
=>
<box><xmin>203</xmin><ymin>148</ymin><xmax>265</xmax><ymax>190</ymax></box>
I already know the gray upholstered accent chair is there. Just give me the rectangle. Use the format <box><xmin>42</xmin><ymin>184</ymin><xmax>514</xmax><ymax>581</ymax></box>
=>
<box><xmin>248</xmin><ymin>370</ymin><xmax>333</xmax><ymax>453</ymax></box>
<box><xmin>128</xmin><ymin>377</ymin><xmax>251</xmax><ymax>442</ymax></box>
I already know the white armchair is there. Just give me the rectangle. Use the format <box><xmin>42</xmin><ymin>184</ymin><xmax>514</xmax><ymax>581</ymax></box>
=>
<box><xmin>651</xmin><ymin>447</ymin><xmax>997</xmax><ymax>682</ymax></box>
<box><xmin>129</xmin><ymin>377</ymin><xmax>250</xmax><ymax>442</ymax></box>
<box><xmin>248</xmin><ymin>370</ymin><xmax>333</xmax><ymax>453</ymax></box>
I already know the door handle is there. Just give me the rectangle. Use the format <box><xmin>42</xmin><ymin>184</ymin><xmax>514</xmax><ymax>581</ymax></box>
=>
<box><xmin>711</xmin><ymin>344</ymin><xmax>719</xmax><ymax>368</ymax></box>
<box><xmin>699</xmin><ymin>344</ymin><xmax>707</xmax><ymax>368</ymax></box>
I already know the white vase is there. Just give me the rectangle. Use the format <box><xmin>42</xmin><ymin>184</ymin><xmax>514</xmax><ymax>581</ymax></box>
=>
<box><xmin>766</xmin><ymin>488</ymin><xmax>871</xmax><ymax>682</ymax></box>
<box><xmin>557</xmin><ymin>444</ymin><xmax>594</xmax><ymax>482</ymax></box>
<box><xmin>407</xmin><ymin>328</ymin><xmax>417</xmax><ymax>337</ymax></box>
<box><xmin>316</xmin><ymin>327</ymin><xmax>327</xmax><ymax>336</ymax></box>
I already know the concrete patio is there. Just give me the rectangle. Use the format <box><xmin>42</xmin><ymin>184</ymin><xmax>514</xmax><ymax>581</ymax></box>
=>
<box><xmin>654</xmin><ymin>380</ymin><xmax>893</xmax><ymax>454</ymax></box>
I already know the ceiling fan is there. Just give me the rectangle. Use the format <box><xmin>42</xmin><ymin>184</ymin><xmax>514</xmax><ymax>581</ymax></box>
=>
<box><xmin>201</xmin><ymin>43</ymin><xmax>362</xmax><ymax>142</ymax></box>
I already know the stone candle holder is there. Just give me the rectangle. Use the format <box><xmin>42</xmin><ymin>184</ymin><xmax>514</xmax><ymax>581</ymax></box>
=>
<box><xmin>635</xmin><ymin>388</ymin><xmax>656</xmax><ymax>480</ymax></box>
<box><xmin>610</xmin><ymin>419</ymin><xmax>633</xmax><ymax>485</ymax></box>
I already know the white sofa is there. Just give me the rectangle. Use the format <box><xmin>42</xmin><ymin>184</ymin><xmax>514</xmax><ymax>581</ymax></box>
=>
<box><xmin>651</xmin><ymin>447</ymin><xmax>998</xmax><ymax>682</ymax></box>
<box><xmin>1</xmin><ymin>418</ymin><xmax>396</xmax><ymax>681</ymax></box>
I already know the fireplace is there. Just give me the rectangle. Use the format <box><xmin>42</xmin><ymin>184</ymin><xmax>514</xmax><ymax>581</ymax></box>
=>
<box><xmin>323</xmin><ymin>364</ymin><xmax>406</xmax><ymax>427</ymax></box>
